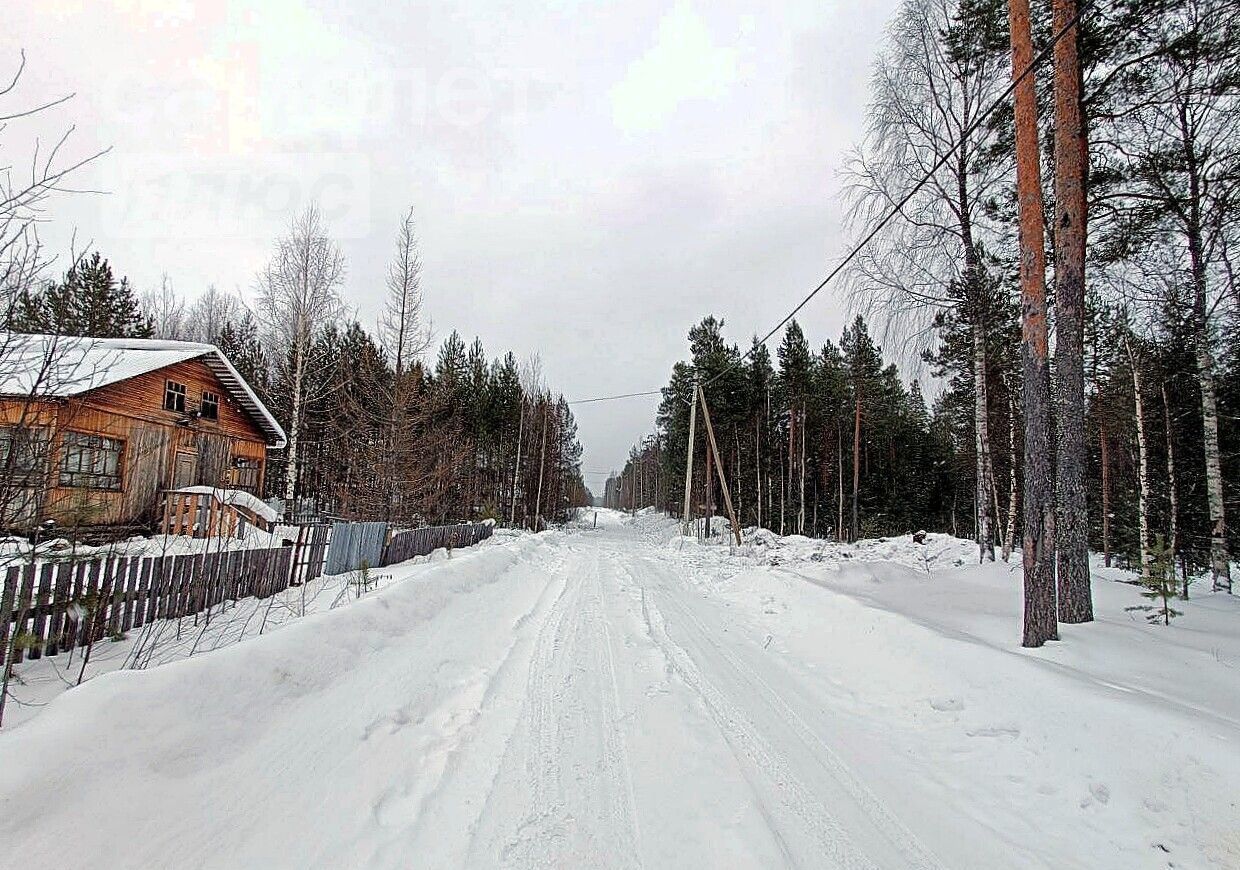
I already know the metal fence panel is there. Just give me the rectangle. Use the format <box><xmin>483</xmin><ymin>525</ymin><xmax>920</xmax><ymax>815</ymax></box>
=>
<box><xmin>324</xmin><ymin>521</ymin><xmax>389</xmax><ymax>576</ymax></box>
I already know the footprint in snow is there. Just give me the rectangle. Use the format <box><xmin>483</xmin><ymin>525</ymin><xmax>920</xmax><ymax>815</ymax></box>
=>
<box><xmin>965</xmin><ymin>723</ymin><xmax>1021</xmax><ymax>739</ymax></box>
<box><xmin>929</xmin><ymin>696</ymin><xmax>964</xmax><ymax>712</ymax></box>
<box><xmin>1080</xmin><ymin>782</ymin><xmax>1111</xmax><ymax>808</ymax></box>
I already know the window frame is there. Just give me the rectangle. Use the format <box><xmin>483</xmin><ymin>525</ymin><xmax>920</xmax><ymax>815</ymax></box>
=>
<box><xmin>0</xmin><ymin>424</ymin><xmax>49</xmax><ymax>481</ymax></box>
<box><xmin>200</xmin><ymin>390</ymin><xmax>220</xmax><ymax>421</ymax></box>
<box><xmin>164</xmin><ymin>380</ymin><xmax>187</xmax><ymax>413</ymax></box>
<box><xmin>58</xmin><ymin>431</ymin><xmax>125</xmax><ymax>491</ymax></box>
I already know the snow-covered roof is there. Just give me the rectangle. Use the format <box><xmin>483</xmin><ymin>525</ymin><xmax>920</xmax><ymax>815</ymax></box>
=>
<box><xmin>171</xmin><ymin>486</ymin><xmax>280</xmax><ymax>523</ymax></box>
<box><xmin>0</xmin><ymin>333</ymin><xmax>286</xmax><ymax>447</ymax></box>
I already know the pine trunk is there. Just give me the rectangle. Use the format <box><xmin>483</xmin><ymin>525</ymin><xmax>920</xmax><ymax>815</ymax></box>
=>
<box><xmin>798</xmin><ymin>407</ymin><xmax>807</xmax><ymax>535</ymax></box>
<box><xmin>1052</xmin><ymin>0</ymin><xmax>1092</xmax><ymax>622</ymax></box>
<box><xmin>755</xmin><ymin>417</ymin><xmax>762</xmax><ymax>529</ymax></box>
<box><xmin>837</xmin><ymin>422</ymin><xmax>845</xmax><ymax>542</ymax></box>
<box><xmin>1011</xmin><ymin>0</ymin><xmax>1058</xmax><ymax>647</ymax></box>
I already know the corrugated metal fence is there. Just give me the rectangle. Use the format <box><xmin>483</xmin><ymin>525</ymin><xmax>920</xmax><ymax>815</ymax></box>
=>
<box><xmin>324</xmin><ymin>522</ymin><xmax>389</xmax><ymax>576</ymax></box>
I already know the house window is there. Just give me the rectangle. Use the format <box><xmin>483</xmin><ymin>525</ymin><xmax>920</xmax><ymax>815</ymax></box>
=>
<box><xmin>201</xmin><ymin>391</ymin><xmax>220</xmax><ymax>421</ymax></box>
<box><xmin>59</xmin><ymin>432</ymin><xmax>124</xmax><ymax>490</ymax></box>
<box><xmin>164</xmin><ymin>380</ymin><xmax>187</xmax><ymax>413</ymax></box>
<box><xmin>232</xmin><ymin>457</ymin><xmax>262</xmax><ymax>493</ymax></box>
<box><xmin>0</xmin><ymin>425</ymin><xmax>48</xmax><ymax>480</ymax></box>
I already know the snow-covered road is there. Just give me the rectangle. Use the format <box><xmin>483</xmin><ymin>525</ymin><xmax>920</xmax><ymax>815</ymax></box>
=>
<box><xmin>2</xmin><ymin>510</ymin><xmax>1238</xmax><ymax>869</ymax></box>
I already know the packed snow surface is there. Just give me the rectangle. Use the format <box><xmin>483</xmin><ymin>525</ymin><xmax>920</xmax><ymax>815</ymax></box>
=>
<box><xmin>1</xmin><ymin>510</ymin><xmax>1237</xmax><ymax>869</ymax></box>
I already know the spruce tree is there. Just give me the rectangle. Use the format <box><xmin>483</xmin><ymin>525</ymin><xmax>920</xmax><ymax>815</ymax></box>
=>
<box><xmin>12</xmin><ymin>252</ymin><xmax>153</xmax><ymax>338</ymax></box>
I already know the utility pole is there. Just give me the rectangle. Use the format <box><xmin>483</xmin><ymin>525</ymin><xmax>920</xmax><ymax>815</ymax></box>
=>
<box><xmin>630</xmin><ymin>460</ymin><xmax>637</xmax><ymax>516</ymax></box>
<box><xmin>681</xmin><ymin>382</ymin><xmax>698</xmax><ymax>535</ymax></box>
<box><xmin>697</xmin><ymin>384</ymin><xmax>743</xmax><ymax>547</ymax></box>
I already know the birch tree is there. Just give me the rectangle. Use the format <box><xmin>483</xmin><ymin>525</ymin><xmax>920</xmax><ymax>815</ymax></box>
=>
<box><xmin>1120</xmin><ymin>0</ymin><xmax>1238</xmax><ymax>591</ymax></box>
<box><xmin>844</xmin><ymin>0</ymin><xmax>1012</xmax><ymax>562</ymax></box>
<box><xmin>186</xmin><ymin>285</ymin><xmax>244</xmax><ymax>344</ymax></box>
<box><xmin>255</xmin><ymin>205</ymin><xmax>344</xmax><ymax>505</ymax></box>
<box><xmin>141</xmin><ymin>274</ymin><xmax>187</xmax><ymax>340</ymax></box>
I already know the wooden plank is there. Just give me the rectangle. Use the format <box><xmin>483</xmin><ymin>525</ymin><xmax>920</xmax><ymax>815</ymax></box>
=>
<box><xmin>240</xmin><ymin>549</ymin><xmax>256</xmax><ymax>600</ymax></box>
<box><xmin>44</xmin><ymin>561</ymin><xmax>72</xmax><ymax>657</ymax></box>
<box><xmin>132</xmin><ymin>557</ymin><xmax>153</xmax><ymax>630</ymax></box>
<box><xmin>231</xmin><ymin>549</ymin><xmax>246</xmax><ymax>601</ymax></box>
<box><xmin>211</xmin><ymin>550</ymin><xmax>228</xmax><ymax>609</ymax></box>
<box><xmin>1</xmin><ymin>567</ymin><xmax>18</xmax><ymax>670</ymax></box>
<box><xmin>26</xmin><ymin>562</ymin><xmax>53</xmax><ymax>659</ymax></box>
<box><xmin>92</xmin><ymin>558</ymin><xmax>115</xmax><ymax>643</ymax></box>
<box><xmin>12</xmin><ymin>564</ymin><xmax>36</xmax><ymax>663</ymax></box>
<box><xmin>122</xmin><ymin>557</ymin><xmax>141</xmax><ymax>632</ymax></box>
<box><xmin>202</xmin><ymin>551</ymin><xmax>220</xmax><ymax>611</ymax></box>
<box><xmin>78</xmin><ymin>560</ymin><xmax>101</xmax><ymax>648</ymax></box>
<box><xmin>173</xmin><ymin>553</ymin><xmax>188</xmax><ymax>618</ymax></box>
<box><xmin>104</xmin><ymin>557</ymin><xmax>126</xmax><ymax>639</ymax></box>
<box><xmin>171</xmin><ymin>555</ymin><xmax>190</xmax><ymax>619</ymax></box>
<box><xmin>157</xmin><ymin>555</ymin><xmax>174</xmax><ymax>622</ymax></box>
<box><xmin>62</xmin><ymin>561</ymin><xmax>86</xmax><ymax>651</ymax></box>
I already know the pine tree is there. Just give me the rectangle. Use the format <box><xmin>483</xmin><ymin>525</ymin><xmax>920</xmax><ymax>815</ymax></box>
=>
<box><xmin>12</xmin><ymin>252</ymin><xmax>153</xmax><ymax>337</ymax></box>
<box><xmin>1127</xmin><ymin>534</ymin><xmax>1183</xmax><ymax>625</ymax></box>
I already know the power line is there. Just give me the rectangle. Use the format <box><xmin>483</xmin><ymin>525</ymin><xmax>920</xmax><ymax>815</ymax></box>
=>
<box><xmin>563</xmin><ymin>3</ymin><xmax>1088</xmax><ymax>411</ymax></box>
<box><xmin>702</xmin><ymin>2</ymin><xmax>1089</xmax><ymax>390</ymax></box>
<box><xmin>566</xmin><ymin>389</ymin><xmax>662</xmax><ymax>406</ymax></box>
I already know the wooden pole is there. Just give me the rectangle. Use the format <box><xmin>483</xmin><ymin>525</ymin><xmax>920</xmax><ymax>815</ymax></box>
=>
<box><xmin>697</xmin><ymin>384</ymin><xmax>743</xmax><ymax>547</ymax></box>
<box><xmin>681</xmin><ymin>384</ymin><xmax>698</xmax><ymax>535</ymax></box>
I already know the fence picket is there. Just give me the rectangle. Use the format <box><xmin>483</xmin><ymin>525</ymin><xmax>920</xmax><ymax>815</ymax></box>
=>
<box><xmin>5</xmin><ymin>521</ymin><xmax>493</xmax><ymax>665</ymax></box>
<box><xmin>1</xmin><ymin>567</ymin><xmax>18</xmax><ymax>669</ymax></box>
<box><xmin>11</xmin><ymin>564</ymin><xmax>35</xmax><ymax>664</ymax></box>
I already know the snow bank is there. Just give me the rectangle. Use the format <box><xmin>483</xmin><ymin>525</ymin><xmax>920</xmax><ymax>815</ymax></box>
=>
<box><xmin>639</xmin><ymin>515</ymin><xmax>1240</xmax><ymax>868</ymax></box>
<box><xmin>0</xmin><ymin>523</ymin><xmax>517</xmax><ymax>731</ymax></box>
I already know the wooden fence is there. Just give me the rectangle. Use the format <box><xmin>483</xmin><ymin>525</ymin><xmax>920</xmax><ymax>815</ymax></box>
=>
<box><xmin>381</xmin><ymin>522</ymin><xmax>493</xmax><ymax>566</ymax></box>
<box><xmin>1</xmin><ymin>546</ymin><xmax>294</xmax><ymax>665</ymax></box>
<box><xmin>290</xmin><ymin>524</ymin><xmax>330</xmax><ymax>586</ymax></box>
<box><xmin>2</xmin><ymin>521</ymin><xmax>493</xmax><ymax>666</ymax></box>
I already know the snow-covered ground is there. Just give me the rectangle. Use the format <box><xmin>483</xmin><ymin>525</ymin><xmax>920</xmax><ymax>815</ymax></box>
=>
<box><xmin>0</xmin><ymin>531</ymin><xmax>518</xmax><ymax>730</ymax></box>
<box><xmin>1</xmin><ymin>510</ymin><xmax>1237</xmax><ymax>869</ymax></box>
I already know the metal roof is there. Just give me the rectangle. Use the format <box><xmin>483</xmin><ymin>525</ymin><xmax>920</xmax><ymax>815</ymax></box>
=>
<box><xmin>0</xmin><ymin>333</ymin><xmax>287</xmax><ymax>447</ymax></box>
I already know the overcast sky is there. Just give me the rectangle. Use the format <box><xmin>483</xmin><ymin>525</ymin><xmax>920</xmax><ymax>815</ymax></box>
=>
<box><xmin>10</xmin><ymin>0</ymin><xmax>899</xmax><ymax>490</ymax></box>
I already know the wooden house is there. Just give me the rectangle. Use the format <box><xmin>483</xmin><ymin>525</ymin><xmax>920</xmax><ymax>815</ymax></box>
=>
<box><xmin>0</xmin><ymin>334</ymin><xmax>286</xmax><ymax>532</ymax></box>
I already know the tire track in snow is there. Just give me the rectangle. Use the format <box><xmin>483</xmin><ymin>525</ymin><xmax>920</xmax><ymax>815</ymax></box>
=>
<box><xmin>467</xmin><ymin>542</ymin><xmax>642</xmax><ymax>869</ymax></box>
<box><xmin>363</xmin><ymin>546</ymin><xmax>574</xmax><ymax>867</ymax></box>
<box><xmin>589</xmin><ymin>539</ymin><xmax>644</xmax><ymax>868</ymax></box>
<box><xmin>630</xmin><ymin>546</ymin><xmax>943</xmax><ymax>870</ymax></box>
